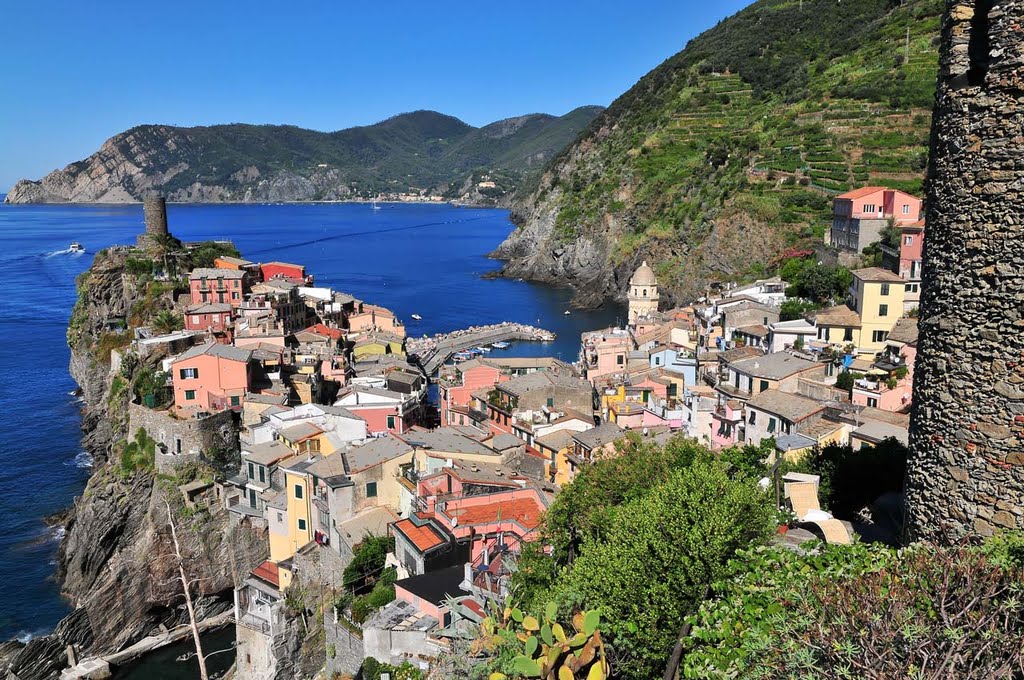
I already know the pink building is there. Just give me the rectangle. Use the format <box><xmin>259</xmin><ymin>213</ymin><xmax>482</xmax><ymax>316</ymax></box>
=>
<box><xmin>830</xmin><ymin>187</ymin><xmax>922</xmax><ymax>253</ymax></box>
<box><xmin>851</xmin><ymin>318</ymin><xmax>918</xmax><ymax>413</ymax></box>
<box><xmin>171</xmin><ymin>342</ymin><xmax>253</xmax><ymax>413</ymax></box>
<box><xmin>184</xmin><ymin>302</ymin><xmax>233</xmax><ymax>342</ymax></box>
<box><xmin>189</xmin><ymin>268</ymin><xmax>248</xmax><ymax>307</ymax></box>
<box><xmin>710</xmin><ymin>399</ymin><xmax>745</xmax><ymax>450</ymax></box>
<box><xmin>580</xmin><ymin>328</ymin><xmax>633</xmax><ymax>386</ymax></box>
<box><xmin>897</xmin><ymin>220</ymin><xmax>924</xmax><ymax>311</ymax></box>
<box><xmin>346</xmin><ymin>304</ymin><xmax>405</xmax><ymax>336</ymax></box>
<box><xmin>335</xmin><ymin>385</ymin><xmax>420</xmax><ymax>434</ymax></box>
<box><xmin>437</xmin><ymin>359</ymin><xmax>508</xmax><ymax>426</ymax></box>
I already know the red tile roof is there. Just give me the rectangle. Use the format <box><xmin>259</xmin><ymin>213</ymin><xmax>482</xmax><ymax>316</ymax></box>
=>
<box><xmin>393</xmin><ymin>519</ymin><xmax>447</xmax><ymax>552</ymax></box>
<box><xmin>837</xmin><ymin>186</ymin><xmax>887</xmax><ymax>200</ymax></box>
<box><xmin>452</xmin><ymin>497</ymin><xmax>544</xmax><ymax>530</ymax></box>
<box><xmin>252</xmin><ymin>560</ymin><xmax>280</xmax><ymax>588</ymax></box>
<box><xmin>305</xmin><ymin>323</ymin><xmax>345</xmax><ymax>340</ymax></box>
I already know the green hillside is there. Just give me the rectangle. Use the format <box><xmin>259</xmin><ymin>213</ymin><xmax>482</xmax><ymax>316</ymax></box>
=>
<box><xmin>8</xmin><ymin>107</ymin><xmax>603</xmax><ymax>203</ymax></box>
<box><xmin>506</xmin><ymin>0</ymin><xmax>942</xmax><ymax>301</ymax></box>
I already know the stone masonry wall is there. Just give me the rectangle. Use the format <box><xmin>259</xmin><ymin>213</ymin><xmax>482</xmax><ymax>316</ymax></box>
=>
<box><xmin>126</xmin><ymin>402</ymin><xmax>237</xmax><ymax>471</ymax></box>
<box><xmin>905</xmin><ymin>0</ymin><xmax>1024</xmax><ymax>541</ymax></box>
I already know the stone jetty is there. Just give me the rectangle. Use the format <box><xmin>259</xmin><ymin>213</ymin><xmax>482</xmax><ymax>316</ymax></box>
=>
<box><xmin>410</xmin><ymin>322</ymin><xmax>555</xmax><ymax>374</ymax></box>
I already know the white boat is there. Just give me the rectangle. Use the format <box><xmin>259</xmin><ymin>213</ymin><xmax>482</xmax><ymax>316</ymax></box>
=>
<box><xmin>372</xmin><ymin>194</ymin><xmax>382</xmax><ymax>211</ymax></box>
<box><xmin>491</xmin><ymin>341</ymin><xmax>510</xmax><ymax>349</ymax></box>
<box><xmin>476</xmin><ymin>346</ymin><xmax>491</xmax><ymax>353</ymax></box>
<box><xmin>69</xmin><ymin>242</ymin><xmax>85</xmax><ymax>253</ymax></box>
<box><xmin>564</xmin><ymin>310</ymin><xmax>571</xmax><ymax>315</ymax></box>
<box><xmin>411</xmin><ymin>314</ymin><xmax>422</xmax><ymax>321</ymax></box>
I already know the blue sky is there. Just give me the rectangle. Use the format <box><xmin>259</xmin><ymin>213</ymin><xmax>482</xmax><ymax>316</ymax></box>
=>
<box><xmin>0</xmin><ymin>1</ymin><xmax>750</xmax><ymax>189</ymax></box>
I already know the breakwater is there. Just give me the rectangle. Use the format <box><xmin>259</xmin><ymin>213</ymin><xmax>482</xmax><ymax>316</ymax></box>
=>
<box><xmin>410</xmin><ymin>322</ymin><xmax>555</xmax><ymax>374</ymax></box>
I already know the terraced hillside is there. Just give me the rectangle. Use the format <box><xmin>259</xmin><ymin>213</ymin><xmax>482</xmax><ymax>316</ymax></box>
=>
<box><xmin>497</xmin><ymin>0</ymin><xmax>942</xmax><ymax>306</ymax></box>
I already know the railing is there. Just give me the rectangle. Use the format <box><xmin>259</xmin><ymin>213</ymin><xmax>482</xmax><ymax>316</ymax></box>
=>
<box><xmin>235</xmin><ymin>612</ymin><xmax>271</xmax><ymax>635</ymax></box>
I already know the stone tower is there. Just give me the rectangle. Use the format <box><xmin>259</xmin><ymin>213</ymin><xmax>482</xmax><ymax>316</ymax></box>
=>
<box><xmin>905</xmin><ymin>1</ymin><xmax>1024</xmax><ymax>542</ymax></box>
<box><xmin>138</xmin><ymin>195</ymin><xmax>170</xmax><ymax>248</ymax></box>
<box><xmin>628</xmin><ymin>260</ymin><xmax>660</xmax><ymax>324</ymax></box>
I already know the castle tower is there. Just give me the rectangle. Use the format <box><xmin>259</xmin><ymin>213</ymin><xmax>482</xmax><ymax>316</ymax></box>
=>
<box><xmin>905</xmin><ymin>1</ymin><xmax>1024</xmax><ymax>542</ymax></box>
<box><xmin>628</xmin><ymin>260</ymin><xmax>659</xmax><ymax>324</ymax></box>
<box><xmin>137</xmin><ymin>195</ymin><xmax>170</xmax><ymax>249</ymax></box>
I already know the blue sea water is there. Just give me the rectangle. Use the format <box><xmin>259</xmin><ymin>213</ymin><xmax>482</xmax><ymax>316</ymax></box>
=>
<box><xmin>0</xmin><ymin>198</ymin><xmax>622</xmax><ymax>641</ymax></box>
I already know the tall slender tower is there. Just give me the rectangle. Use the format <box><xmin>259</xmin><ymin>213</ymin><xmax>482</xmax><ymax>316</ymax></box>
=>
<box><xmin>628</xmin><ymin>261</ymin><xmax>659</xmax><ymax>324</ymax></box>
<box><xmin>905</xmin><ymin>1</ymin><xmax>1024</xmax><ymax>541</ymax></box>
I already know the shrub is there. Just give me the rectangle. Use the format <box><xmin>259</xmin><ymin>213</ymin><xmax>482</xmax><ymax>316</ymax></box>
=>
<box><xmin>683</xmin><ymin>540</ymin><xmax>1024</xmax><ymax>679</ymax></box>
<box><xmin>553</xmin><ymin>455</ymin><xmax>773</xmax><ymax>679</ymax></box>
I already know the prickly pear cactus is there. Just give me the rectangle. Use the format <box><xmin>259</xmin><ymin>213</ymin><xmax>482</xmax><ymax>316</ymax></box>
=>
<box><xmin>480</xmin><ymin>599</ymin><xmax>610</xmax><ymax>680</ymax></box>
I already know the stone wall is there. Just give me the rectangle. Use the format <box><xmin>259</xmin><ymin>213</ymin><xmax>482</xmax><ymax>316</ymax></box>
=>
<box><xmin>905</xmin><ymin>1</ymin><xmax>1024</xmax><ymax>541</ymax></box>
<box><xmin>325</xmin><ymin>611</ymin><xmax>364</xmax><ymax>679</ymax></box>
<box><xmin>126</xmin><ymin>403</ymin><xmax>237</xmax><ymax>471</ymax></box>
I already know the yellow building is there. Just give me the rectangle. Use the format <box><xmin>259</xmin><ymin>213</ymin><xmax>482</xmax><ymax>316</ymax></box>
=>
<box><xmin>812</xmin><ymin>268</ymin><xmax>905</xmax><ymax>356</ymax></box>
<box><xmin>849</xmin><ymin>268</ymin><xmax>906</xmax><ymax>354</ymax></box>
<box><xmin>536</xmin><ymin>430</ymin><xmax>574</xmax><ymax>486</ymax></box>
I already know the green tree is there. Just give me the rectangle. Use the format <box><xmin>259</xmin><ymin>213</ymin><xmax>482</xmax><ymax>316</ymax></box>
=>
<box><xmin>554</xmin><ymin>455</ymin><xmax>772</xmax><ymax>679</ymax></box>
<box><xmin>343</xmin><ymin>534</ymin><xmax>393</xmax><ymax>594</ymax></box>
<box><xmin>151</xmin><ymin>309</ymin><xmax>183</xmax><ymax>335</ymax></box>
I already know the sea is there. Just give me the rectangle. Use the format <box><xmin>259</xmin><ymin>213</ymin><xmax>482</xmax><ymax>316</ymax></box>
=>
<box><xmin>0</xmin><ymin>198</ymin><xmax>622</xmax><ymax>662</ymax></box>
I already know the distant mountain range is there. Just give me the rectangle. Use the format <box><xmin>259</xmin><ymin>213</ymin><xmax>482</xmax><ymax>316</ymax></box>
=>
<box><xmin>4</xmin><ymin>107</ymin><xmax>603</xmax><ymax>204</ymax></box>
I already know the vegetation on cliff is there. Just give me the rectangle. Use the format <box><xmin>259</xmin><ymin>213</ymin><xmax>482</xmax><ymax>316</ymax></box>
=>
<box><xmin>504</xmin><ymin>0</ymin><xmax>942</xmax><ymax>302</ymax></box>
<box><xmin>7</xmin><ymin>108</ymin><xmax>602</xmax><ymax>204</ymax></box>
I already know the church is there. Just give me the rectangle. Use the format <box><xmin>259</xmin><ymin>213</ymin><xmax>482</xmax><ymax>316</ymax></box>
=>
<box><xmin>627</xmin><ymin>260</ymin><xmax>659</xmax><ymax>324</ymax></box>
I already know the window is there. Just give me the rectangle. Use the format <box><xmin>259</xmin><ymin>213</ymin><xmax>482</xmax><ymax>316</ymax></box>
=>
<box><xmin>872</xmin><ymin>330</ymin><xmax>889</xmax><ymax>343</ymax></box>
<box><xmin>902</xmin><ymin>204</ymin><xmax>910</xmax><ymax>214</ymax></box>
<box><xmin>880</xmin><ymin>283</ymin><xmax>890</xmax><ymax>296</ymax></box>
<box><xmin>863</xmin><ymin>203</ymin><xmax>876</xmax><ymax>213</ymax></box>
<box><xmin>297</xmin><ymin>518</ymin><xmax>307</xmax><ymax>532</ymax></box>
<box><xmin>748</xmin><ymin>411</ymin><xmax>756</xmax><ymax>425</ymax></box>
<box><xmin>230</xmin><ymin>395</ymin><xmax>240</xmax><ymax>406</ymax></box>
<box><xmin>642</xmin><ymin>288</ymin><xmax>647</xmax><ymax>297</ymax></box>
<box><xmin>247</xmin><ymin>462</ymin><xmax>255</xmax><ymax>479</ymax></box>
<box><xmin>655</xmin><ymin>357</ymin><xmax>661</xmax><ymax>365</ymax></box>
<box><xmin>277</xmin><ymin>512</ymin><xmax>283</xmax><ymax>523</ymax></box>
<box><xmin>843</xmin><ymin>328</ymin><xmax>854</xmax><ymax>342</ymax></box>
<box><xmin>904</xmin><ymin>235</ymin><xmax>913</xmax><ymax>245</ymax></box>
<box><xmin>258</xmin><ymin>465</ymin><xmax>266</xmax><ymax>483</ymax></box>
<box><xmin>191</xmin><ymin>315</ymin><xmax>200</xmax><ymax>324</ymax></box>
<box><xmin>184</xmin><ymin>389</ymin><xmax>196</xmax><ymax>401</ymax></box>
<box><xmin>868</xmin><ymin>397</ymin><xmax>879</xmax><ymax>408</ymax></box>
<box><xmin>759</xmin><ymin>380</ymin><xmax>769</xmax><ymax>393</ymax></box>
<box><xmin>817</xmin><ymin>327</ymin><xmax>827</xmax><ymax>340</ymax></box>
<box><xmin>179</xmin><ymin>367</ymin><xmax>199</xmax><ymax>379</ymax></box>
<box><xmin>294</xmin><ymin>483</ymin><xmax>303</xmax><ymax>499</ymax></box>
<box><xmin>879</xmin><ymin>304</ymin><xmax>889</xmax><ymax>317</ymax></box>
<box><xmin>366</xmin><ymin>482</ymin><xmax>378</xmax><ymax>498</ymax></box>
<box><xmin>232</xmin><ymin>292</ymin><xmax>240</xmax><ymax>299</ymax></box>
<box><xmin>767</xmin><ymin>418</ymin><xmax>776</xmax><ymax>433</ymax></box>
<box><xmin>907</xmin><ymin>283</ymin><xmax>919</xmax><ymax>293</ymax></box>
<box><xmin>546</xmin><ymin>397</ymin><xmax>554</xmax><ymax>408</ymax></box>
<box><xmin>386</xmin><ymin>415</ymin><xmax>396</xmax><ymax>429</ymax></box>
<box><xmin>616</xmin><ymin>355</ymin><xmax>624</xmax><ymax>366</ymax></box>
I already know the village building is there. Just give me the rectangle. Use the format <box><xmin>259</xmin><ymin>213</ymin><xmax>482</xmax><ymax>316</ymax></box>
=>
<box><xmin>183</xmin><ymin>301</ymin><xmax>234</xmax><ymax>343</ymax></box>
<box><xmin>335</xmin><ymin>385</ymin><xmax>422</xmax><ymax>434</ymax></box>
<box><xmin>171</xmin><ymin>342</ymin><xmax>255</xmax><ymax>414</ymax></box>
<box><xmin>829</xmin><ymin>187</ymin><xmax>922</xmax><ymax>254</ymax></box>
<box><xmin>189</xmin><ymin>267</ymin><xmax>249</xmax><ymax>307</ymax></box>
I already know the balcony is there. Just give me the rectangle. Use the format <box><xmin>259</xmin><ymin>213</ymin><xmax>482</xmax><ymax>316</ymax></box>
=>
<box><xmin>235</xmin><ymin>611</ymin><xmax>271</xmax><ymax>635</ymax></box>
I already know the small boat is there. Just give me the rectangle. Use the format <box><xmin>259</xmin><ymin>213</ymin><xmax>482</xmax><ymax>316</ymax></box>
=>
<box><xmin>476</xmin><ymin>346</ymin><xmax>491</xmax><ymax>353</ymax></box>
<box><xmin>411</xmin><ymin>314</ymin><xmax>422</xmax><ymax>321</ymax></box>
<box><xmin>69</xmin><ymin>242</ymin><xmax>85</xmax><ymax>253</ymax></box>
<box><xmin>372</xmin><ymin>194</ymin><xmax>382</xmax><ymax>211</ymax></box>
<box><xmin>491</xmin><ymin>341</ymin><xmax>510</xmax><ymax>349</ymax></box>
<box><xmin>564</xmin><ymin>310</ymin><xmax>571</xmax><ymax>315</ymax></box>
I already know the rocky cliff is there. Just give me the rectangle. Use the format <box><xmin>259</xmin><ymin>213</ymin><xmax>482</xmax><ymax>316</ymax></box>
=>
<box><xmin>0</xmin><ymin>248</ymin><xmax>268</xmax><ymax>679</ymax></box>
<box><xmin>496</xmin><ymin>0</ymin><xmax>942</xmax><ymax>306</ymax></box>
<box><xmin>5</xmin><ymin>108</ymin><xmax>602</xmax><ymax>205</ymax></box>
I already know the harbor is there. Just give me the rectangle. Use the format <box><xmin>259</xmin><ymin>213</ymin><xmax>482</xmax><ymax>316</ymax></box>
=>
<box><xmin>407</xmin><ymin>322</ymin><xmax>556</xmax><ymax>374</ymax></box>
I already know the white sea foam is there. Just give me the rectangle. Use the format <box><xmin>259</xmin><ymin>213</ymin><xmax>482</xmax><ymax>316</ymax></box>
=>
<box><xmin>15</xmin><ymin>629</ymin><xmax>49</xmax><ymax>644</ymax></box>
<box><xmin>65</xmin><ymin>451</ymin><xmax>94</xmax><ymax>469</ymax></box>
<box><xmin>50</xmin><ymin>526</ymin><xmax>66</xmax><ymax>542</ymax></box>
<box><xmin>45</xmin><ymin>248</ymin><xmax>73</xmax><ymax>257</ymax></box>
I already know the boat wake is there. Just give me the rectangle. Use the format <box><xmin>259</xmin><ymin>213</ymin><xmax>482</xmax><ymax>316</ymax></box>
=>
<box><xmin>45</xmin><ymin>247</ymin><xmax>85</xmax><ymax>257</ymax></box>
